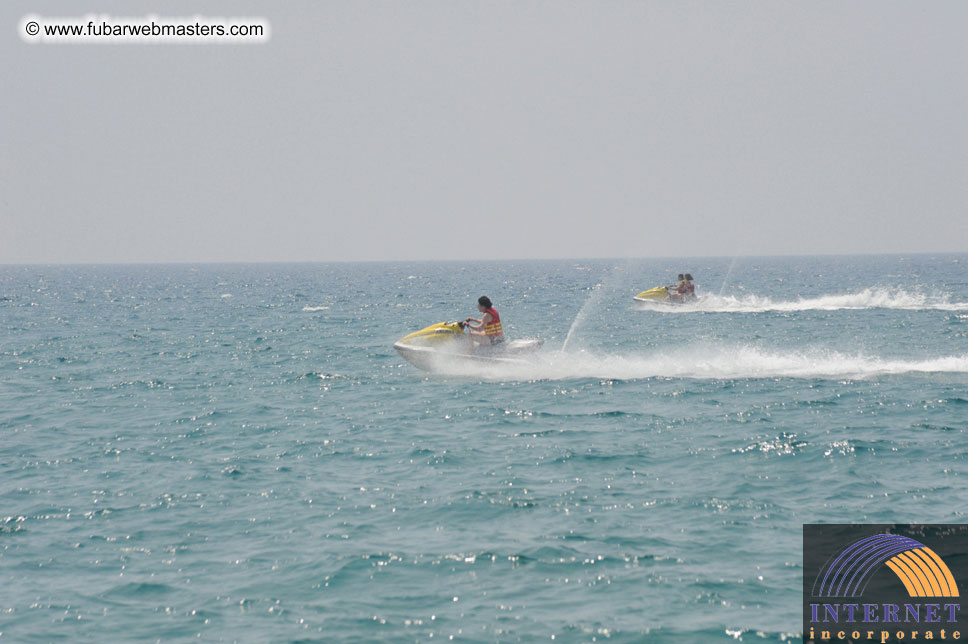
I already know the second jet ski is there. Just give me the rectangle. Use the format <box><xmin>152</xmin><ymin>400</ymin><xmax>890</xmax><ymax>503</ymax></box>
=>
<box><xmin>634</xmin><ymin>286</ymin><xmax>677</xmax><ymax>302</ymax></box>
<box><xmin>633</xmin><ymin>285</ymin><xmax>699</xmax><ymax>304</ymax></box>
<box><xmin>634</xmin><ymin>274</ymin><xmax>698</xmax><ymax>304</ymax></box>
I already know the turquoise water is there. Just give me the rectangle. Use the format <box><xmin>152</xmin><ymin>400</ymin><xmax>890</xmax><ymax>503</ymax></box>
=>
<box><xmin>2</xmin><ymin>255</ymin><xmax>967</xmax><ymax>643</ymax></box>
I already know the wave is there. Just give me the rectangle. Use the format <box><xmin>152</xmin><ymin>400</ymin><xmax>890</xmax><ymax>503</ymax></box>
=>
<box><xmin>302</xmin><ymin>305</ymin><xmax>330</xmax><ymax>312</ymax></box>
<box><xmin>635</xmin><ymin>288</ymin><xmax>968</xmax><ymax>313</ymax></box>
<box><xmin>421</xmin><ymin>345</ymin><xmax>968</xmax><ymax>381</ymax></box>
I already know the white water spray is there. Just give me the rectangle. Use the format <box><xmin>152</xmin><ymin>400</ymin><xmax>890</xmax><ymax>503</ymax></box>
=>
<box><xmin>634</xmin><ymin>288</ymin><xmax>968</xmax><ymax>314</ymax></box>
<box><xmin>719</xmin><ymin>256</ymin><xmax>739</xmax><ymax>297</ymax></box>
<box><xmin>426</xmin><ymin>343</ymin><xmax>968</xmax><ymax>382</ymax></box>
<box><xmin>562</xmin><ymin>260</ymin><xmax>638</xmax><ymax>353</ymax></box>
<box><xmin>562</xmin><ymin>282</ymin><xmax>604</xmax><ymax>353</ymax></box>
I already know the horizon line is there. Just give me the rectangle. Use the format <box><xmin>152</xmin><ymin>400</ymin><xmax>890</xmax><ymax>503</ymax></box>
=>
<box><xmin>1</xmin><ymin>249</ymin><xmax>966</xmax><ymax>268</ymax></box>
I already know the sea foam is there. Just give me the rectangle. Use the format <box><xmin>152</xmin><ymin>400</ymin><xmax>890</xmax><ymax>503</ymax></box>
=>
<box><xmin>423</xmin><ymin>344</ymin><xmax>968</xmax><ymax>381</ymax></box>
<box><xmin>635</xmin><ymin>288</ymin><xmax>968</xmax><ymax>313</ymax></box>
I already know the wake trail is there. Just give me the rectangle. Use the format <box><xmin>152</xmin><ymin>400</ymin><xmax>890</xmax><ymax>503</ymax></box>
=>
<box><xmin>635</xmin><ymin>288</ymin><xmax>968</xmax><ymax>313</ymax></box>
<box><xmin>425</xmin><ymin>344</ymin><xmax>968</xmax><ymax>382</ymax></box>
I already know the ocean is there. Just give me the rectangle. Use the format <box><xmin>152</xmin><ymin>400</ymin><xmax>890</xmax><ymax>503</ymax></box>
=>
<box><xmin>2</xmin><ymin>254</ymin><xmax>967</xmax><ymax>642</ymax></box>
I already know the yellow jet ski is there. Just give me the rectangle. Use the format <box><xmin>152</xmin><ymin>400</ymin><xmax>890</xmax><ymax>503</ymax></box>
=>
<box><xmin>394</xmin><ymin>321</ymin><xmax>544</xmax><ymax>372</ymax></box>
<box><xmin>633</xmin><ymin>285</ymin><xmax>697</xmax><ymax>304</ymax></box>
<box><xmin>633</xmin><ymin>286</ymin><xmax>673</xmax><ymax>302</ymax></box>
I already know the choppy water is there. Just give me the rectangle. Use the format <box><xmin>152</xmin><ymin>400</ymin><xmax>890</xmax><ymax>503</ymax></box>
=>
<box><xmin>2</xmin><ymin>255</ymin><xmax>967</xmax><ymax>642</ymax></box>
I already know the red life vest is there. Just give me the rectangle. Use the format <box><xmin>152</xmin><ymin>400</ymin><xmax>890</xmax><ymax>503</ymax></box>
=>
<box><xmin>686</xmin><ymin>282</ymin><xmax>695</xmax><ymax>295</ymax></box>
<box><xmin>483</xmin><ymin>308</ymin><xmax>504</xmax><ymax>338</ymax></box>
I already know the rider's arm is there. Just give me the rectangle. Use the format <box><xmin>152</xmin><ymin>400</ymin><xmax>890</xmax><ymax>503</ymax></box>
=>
<box><xmin>468</xmin><ymin>312</ymin><xmax>492</xmax><ymax>336</ymax></box>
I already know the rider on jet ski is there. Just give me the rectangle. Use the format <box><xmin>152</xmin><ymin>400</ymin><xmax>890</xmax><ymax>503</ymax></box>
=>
<box><xmin>465</xmin><ymin>296</ymin><xmax>504</xmax><ymax>347</ymax></box>
<box><xmin>668</xmin><ymin>274</ymin><xmax>687</xmax><ymax>301</ymax></box>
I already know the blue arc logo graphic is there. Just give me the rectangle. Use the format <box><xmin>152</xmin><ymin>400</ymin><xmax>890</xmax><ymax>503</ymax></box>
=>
<box><xmin>813</xmin><ymin>533</ymin><xmax>960</xmax><ymax>598</ymax></box>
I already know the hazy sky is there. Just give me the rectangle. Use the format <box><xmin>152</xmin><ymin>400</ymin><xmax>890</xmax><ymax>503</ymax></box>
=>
<box><xmin>3</xmin><ymin>1</ymin><xmax>967</xmax><ymax>263</ymax></box>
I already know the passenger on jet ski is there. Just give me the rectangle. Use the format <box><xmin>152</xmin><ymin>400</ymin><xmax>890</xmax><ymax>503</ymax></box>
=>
<box><xmin>465</xmin><ymin>296</ymin><xmax>504</xmax><ymax>347</ymax></box>
<box><xmin>667</xmin><ymin>274</ymin><xmax>697</xmax><ymax>302</ymax></box>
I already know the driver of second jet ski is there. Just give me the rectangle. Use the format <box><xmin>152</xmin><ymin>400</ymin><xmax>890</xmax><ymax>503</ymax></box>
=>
<box><xmin>465</xmin><ymin>296</ymin><xmax>504</xmax><ymax>346</ymax></box>
<box><xmin>668</xmin><ymin>274</ymin><xmax>687</xmax><ymax>301</ymax></box>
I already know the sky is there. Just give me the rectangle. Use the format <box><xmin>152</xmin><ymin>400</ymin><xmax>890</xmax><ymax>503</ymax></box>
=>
<box><xmin>2</xmin><ymin>1</ymin><xmax>967</xmax><ymax>263</ymax></box>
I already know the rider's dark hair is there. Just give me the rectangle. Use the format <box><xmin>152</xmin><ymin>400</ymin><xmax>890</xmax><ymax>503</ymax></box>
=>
<box><xmin>478</xmin><ymin>296</ymin><xmax>492</xmax><ymax>308</ymax></box>
<box><xmin>685</xmin><ymin>273</ymin><xmax>693</xmax><ymax>281</ymax></box>
<box><xmin>677</xmin><ymin>274</ymin><xmax>684</xmax><ymax>280</ymax></box>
